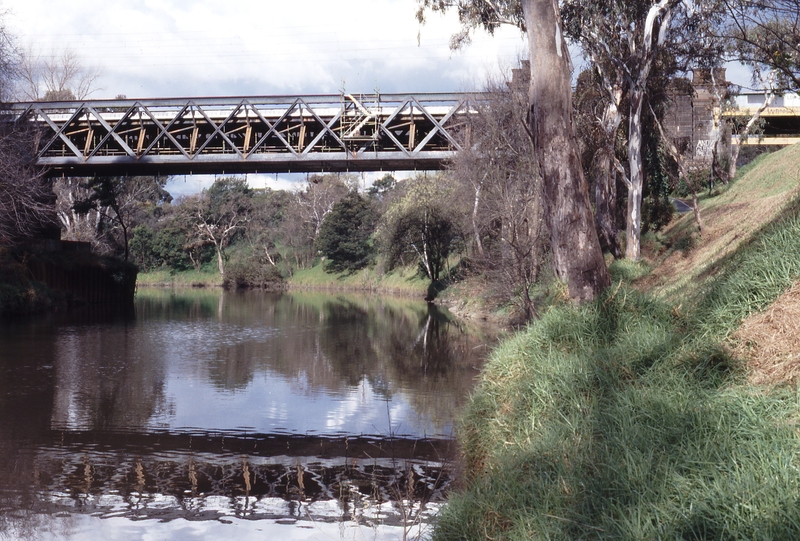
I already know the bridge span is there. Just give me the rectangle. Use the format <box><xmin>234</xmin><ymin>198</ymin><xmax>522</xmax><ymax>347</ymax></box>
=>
<box><xmin>3</xmin><ymin>93</ymin><xmax>485</xmax><ymax>177</ymax></box>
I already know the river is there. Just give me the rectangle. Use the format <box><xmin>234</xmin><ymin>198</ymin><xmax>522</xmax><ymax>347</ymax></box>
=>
<box><xmin>0</xmin><ymin>288</ymin><xmax>496</xmax><ymax>540</ymax></box>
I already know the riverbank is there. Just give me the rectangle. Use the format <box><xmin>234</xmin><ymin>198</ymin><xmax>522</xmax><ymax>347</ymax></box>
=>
<box><xmin>434</xmin><ymin>144</ymin><xmax>800</xmax><ymax>540</ymax></box>
<box><xmin>0</xmin><ymin>243</ymin><xmax>137</xmax><ymax>316</ymax></box>
<box><xmin>138</xmin><ymin>263</ymin><xmax>436</xmax><ymax>299</ymax></box>
<box><xmin>287</xmin><ymin>263</ymin><xmax>430</xmax><ymax>297</ymax></box>
<box><xmin>135</xmin><ymin>268</ymin><xmax>224</xmax><ymax>288</ymax></box>
<box><xmin>137</xmin><ymin>263</ymin><xmax>511</xmax><ymax>327</ymax></box>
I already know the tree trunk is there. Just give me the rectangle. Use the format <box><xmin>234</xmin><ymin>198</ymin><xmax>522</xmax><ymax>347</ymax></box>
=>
<box><xmin>121</xmin><ymin>221</ymin><xmax>129</xmax><ymax>261</ymax></box>
<box><xmin>215</xmin><ymin>243</ymin><xmax>225</xmax><ymax>278</ymax></box>
<box><xmin>626</xmin><ymin>87</ymin><xmax>646</xmax><ymax>261</ymax></box>
<box><xmin>709</xmin><ymin>70</ymin><xmax>729</xmax><ymax>186</ymax></box>
<box><xmin>523</xmin><ymin>0</ymin><xmax>610</xmax><ymax>302</ymax></box>
<box><xmin>472</xmin><ymin>179</ymin><xmax>484</xmax><ymax>257</ymax></box>
<box><xmin>595</xmin><ymin>95</ymin><xmax>623</xmax><ymax>259</ymax></box>
<box><xmin>729</xmin><ymin>92</ymin><xmax>775</xmax><ymax>180</ymax></box>
<box><xmin>595</xmin><ymin>153</ymin><xmax>621</xmax><ymax>259</ymax></box>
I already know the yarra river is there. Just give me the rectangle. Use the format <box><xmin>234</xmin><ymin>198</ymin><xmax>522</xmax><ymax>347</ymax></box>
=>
<box><xmin>0</xmin><ymin>288</ymin><xmax>496</xmax><ymax>540</ymax></box>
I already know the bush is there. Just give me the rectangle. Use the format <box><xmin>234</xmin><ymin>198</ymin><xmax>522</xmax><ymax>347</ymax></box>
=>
<box><xmin>223</xmin><ymin>256</ymin><xmax>284</xmax><ymax>289</ymax></box>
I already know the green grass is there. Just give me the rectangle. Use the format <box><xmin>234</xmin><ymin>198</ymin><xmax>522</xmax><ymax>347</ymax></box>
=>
<box><xmin>434</xmin><ymin>168</ymin><xmax>800</xmax><ymax>539</ymax></box>
<box><xmin>645</xmin><ymin>144</ymin><xmax>800</xmax><ymax>302</ymax></box>
<box><xmin>692</xmin><ymin>197</ymin><xmax>800</xmax><ymax>339</ymax></box>
<box><xmin>288</xmin><ymin>261</ymin><xmax>430</xmax><ymax>297</ymax></box>
<box><xmin>436</xmin><ymin>292</ymin><xmax>800</xmax><ymax>540</ymax></box>
<box><xmin>136</xmin><ymin>267</ymin><xmax>222</xmax><ymax>288</ymax></box>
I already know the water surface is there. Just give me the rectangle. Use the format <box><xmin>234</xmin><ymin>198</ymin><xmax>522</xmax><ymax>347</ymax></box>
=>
<box><xmin>0</xmin><ymin>288</ymin><xmax>495</xmax><ymax>540</ymax></box>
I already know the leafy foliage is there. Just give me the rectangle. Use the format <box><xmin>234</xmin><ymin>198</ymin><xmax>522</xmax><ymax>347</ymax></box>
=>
<box><xmin>367</xmin><ymin>173</ymin><xmax>397</xmax><ymax>200</ymax></box>
<box><xmin>184</xmin><ymin>177</ymin><xmax>253</xmax><ymax>277</ymax></box>
<box><xmin>379</xmin><ymin>175</ymin><xmax>463</xmax><ymax>283</ymax></box>
<box><xmin>722</xmin><ymin>0</ymin><xmax>800</xmax><ymax>91</ymax></box>
<box><xmin>72</xmin><ymin>176</ymin><xmax>171</xmax><ymax>261</ymax></box>
<box><xmin>316</xmin><ymin>191</ymin><xmax>377</xmax><ymax>273</ymax></box>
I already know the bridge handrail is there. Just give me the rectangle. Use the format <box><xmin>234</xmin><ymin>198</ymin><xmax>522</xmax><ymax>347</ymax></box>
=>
<box><xmin>1</xmin><ymin>91</ymin><xmax>491</xmax><ymax>116</ymax></box>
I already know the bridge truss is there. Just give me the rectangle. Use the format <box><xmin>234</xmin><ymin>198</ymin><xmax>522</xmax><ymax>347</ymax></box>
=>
<box><xmin>4</xmin><ymin>93</ymin><xmax>485</xmax><ymax>177</ymax></box>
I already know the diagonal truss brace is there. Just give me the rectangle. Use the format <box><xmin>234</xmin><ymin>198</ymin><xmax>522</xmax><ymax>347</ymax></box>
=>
<box><xmin>5</xmin><ymin>92</ymin><xmax>487</xmax><ymax>175</ymax></box>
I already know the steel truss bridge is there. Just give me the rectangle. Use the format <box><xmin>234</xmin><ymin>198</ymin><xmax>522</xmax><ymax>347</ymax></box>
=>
<box><xmin>3</xmin><ymin>93</ymin><xmax>485</xmax><ymax>177</ymax></box>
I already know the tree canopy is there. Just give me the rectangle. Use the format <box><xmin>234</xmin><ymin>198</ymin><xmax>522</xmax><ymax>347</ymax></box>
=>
<box><xmin>316</xmin><ymin>191</ymin><xmax>377</xmax><ymax>273</ymax></box>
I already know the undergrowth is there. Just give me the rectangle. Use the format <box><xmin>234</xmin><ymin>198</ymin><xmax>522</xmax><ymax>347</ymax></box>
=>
<box><xmin>434</xmin><ymin>191</ymin><xmax>800</xmax><ymax>540</ymax></box>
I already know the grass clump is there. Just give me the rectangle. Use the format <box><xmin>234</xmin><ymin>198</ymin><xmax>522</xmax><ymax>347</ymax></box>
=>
<box><xmin>692</xmin><ymin>197</ymin><xmax>800</xmax><ymax>339</ymax></box>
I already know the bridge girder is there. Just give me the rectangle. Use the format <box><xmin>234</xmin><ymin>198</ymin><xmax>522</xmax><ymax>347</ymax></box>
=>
<box><xmin>3</xmin><ymin>93</ymin><xmax>486</xmax><ymax>177</ymax></box>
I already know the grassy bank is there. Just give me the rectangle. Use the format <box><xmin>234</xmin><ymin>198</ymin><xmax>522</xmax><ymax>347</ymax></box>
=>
<box><xmin>137</xmin><ymin>261</ymin><xmax>432</xmax><ymax>298</ymax></box>
<box><xmin>288</xmin><ymin>263</ymin><xmax>431</xmax><ymax>297</ymax></box>
<box><xmin>435</xmin><ymin>146</ymin><xmax>800</xmax><ymax>540</ymax></box>
<box><xmin>136</xmin><ymin>268</ymin><xmax>223</xmax><ymax>288</ymax></box>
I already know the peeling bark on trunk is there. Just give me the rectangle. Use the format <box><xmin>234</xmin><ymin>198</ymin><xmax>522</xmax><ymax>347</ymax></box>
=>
<box><xmin>595</xmin><ymin>97</ymin><xmax>623</xmax><ymax>259</ymax></box>
<box><xmin>595</xmin><ymin>152</ymin><xmax>622</xmax><ymax>258</ymax></box>
<box><xmin>523</xmin><ymin>0</ymin><xmax>610</xmax><ymax>302</ymax></box>
<box><xmin>626</xmin><ymin>87</ymin><xmax>646</xmax><ymax>261</ymax></box>
<box><xmin>709</xmin><ymin>70</ymin><xmax>729</xmax><ymax>186</ymax></box>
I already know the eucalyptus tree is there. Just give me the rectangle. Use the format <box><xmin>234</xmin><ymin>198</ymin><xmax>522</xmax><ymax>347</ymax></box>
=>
<box><xmin>72</xmin><ymin>176</ymin><xmax>171</xmax><ymax>261</ymax></box>
<box><xmin>379</xmin><ymin>174</ymin><xmax>462</xmax><ymax>283</ymax></box>
<box><xmin>727</xmin><ymin>67</ymin><xmax>779</xmax><ymax>178</ymax></box>
<box><xmin>417</xmin><ymin>0</ymin><xmax>610</xmax><ymax>303</ymax></box>
<box><xmin>573</xmin><ymin>67</ymin><xmax>625</xmax><ymax>258</ymax></box>
<box><xmin>713</xmin><ymin>0</ymin><xmax>799</xmax><ymax>178</ymax></box>
<box><xmin>184</xmin><ymin>177</ymin><xmax>252</xmax><ymax>278</ymax></box>
<box><xmin>562</xmin><ymin>0</ymin><xmax>723</xmax><ymax>260</ymax></box>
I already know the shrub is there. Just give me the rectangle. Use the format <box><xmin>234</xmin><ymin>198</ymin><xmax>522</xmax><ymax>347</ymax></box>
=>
<box><xmin>223</xmin><ymin>256</ymin><xmax>283</xmax><ymax>289</ymax></box>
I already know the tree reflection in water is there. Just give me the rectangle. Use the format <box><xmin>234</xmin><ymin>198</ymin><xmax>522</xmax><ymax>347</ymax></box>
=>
<box><xmin>0</xmin><ymin>289</ymin><xmax>497</xmax><ymax>540</ymax></box>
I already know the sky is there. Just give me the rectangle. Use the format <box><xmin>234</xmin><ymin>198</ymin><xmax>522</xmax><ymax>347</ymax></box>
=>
<box><xmin>5</xmin><ymin>0</ymin><xmax>527</xmax><ymax>194</ymax></box>
<box><xmin>5</xmin><ymin>0</ymin><xmax>526</xmax><ymax>98</ymax></box>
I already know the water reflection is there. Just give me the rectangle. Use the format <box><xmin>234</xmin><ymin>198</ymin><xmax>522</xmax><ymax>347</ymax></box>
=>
<box><xmin>0</xmin><ymin>289</ymin><xmax>495</xmax><ymax>539</ymax></box>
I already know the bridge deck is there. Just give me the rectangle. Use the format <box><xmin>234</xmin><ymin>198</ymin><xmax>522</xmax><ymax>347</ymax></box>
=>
<box><xmin>3</xmin><ymin>93</ymin><xmax>485</xmax><ymax>177</ymax></box>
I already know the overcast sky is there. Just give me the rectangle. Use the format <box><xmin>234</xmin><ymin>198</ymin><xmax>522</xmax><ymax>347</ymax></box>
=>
<box><xmin>6</xmin><ymin>0</ymin><xmax>527</xmax><ymax>99</ymax></box>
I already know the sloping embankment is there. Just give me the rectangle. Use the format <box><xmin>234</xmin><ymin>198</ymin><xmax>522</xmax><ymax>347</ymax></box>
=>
<box><xmin>434</xmin><ymin>145</ymin><xmax>800</xmax><ymax>540</ymax></box>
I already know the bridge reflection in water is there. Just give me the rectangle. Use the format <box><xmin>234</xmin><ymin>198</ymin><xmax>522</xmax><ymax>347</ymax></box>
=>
<box><xmin>27</xmin><ymin>430</ymin><xmax>453</xmax><ymax>525</ymax></box>
<box><xmin>0</xmin><ymin>290</ymin><xmax>496</xmax><ymax>538</ymax></box>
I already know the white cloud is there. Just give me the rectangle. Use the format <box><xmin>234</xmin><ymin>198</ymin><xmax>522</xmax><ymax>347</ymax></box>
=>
<box><xmin>7</xmin><ymin>0</ymin><xmax>526</xmax><ymax>98</ymax></box>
